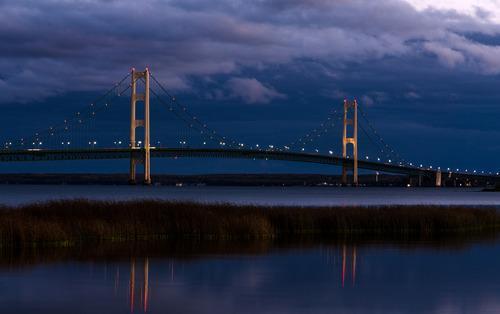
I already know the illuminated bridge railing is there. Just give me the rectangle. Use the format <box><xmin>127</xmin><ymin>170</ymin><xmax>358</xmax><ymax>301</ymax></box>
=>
<box><xmin>0</xmin><ymin>148</ymin><xmax>498</xmax><ymax>181</ymax></box>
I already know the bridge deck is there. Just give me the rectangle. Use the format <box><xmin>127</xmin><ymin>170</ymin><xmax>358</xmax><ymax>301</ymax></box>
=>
<box><xmin>0</xmin><ymin>148</ymin><xmax>496</xmax><ymax>181</ymax></box>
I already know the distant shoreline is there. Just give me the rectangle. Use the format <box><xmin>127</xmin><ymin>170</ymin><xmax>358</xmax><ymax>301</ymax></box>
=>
<box><xmin>0</xmin><ymin>200</ymin><xmax>499</xmax><ymax>247</ymax></box>
<box><xmin>0</xmin><ymin>173</ymin><xmax>478</xmax><ymax>187</ymax></box>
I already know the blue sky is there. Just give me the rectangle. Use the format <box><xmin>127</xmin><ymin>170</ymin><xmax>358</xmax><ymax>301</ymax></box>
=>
<box><xmin>1</xmin><ymin>0</ymin><xmax>500</xmax><ymax>174</ymax></box>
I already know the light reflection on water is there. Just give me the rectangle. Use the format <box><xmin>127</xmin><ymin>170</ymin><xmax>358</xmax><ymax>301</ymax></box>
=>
<box><xmin>124</xmin><ymin>246</ymin><xmax>355</xmax><ymax>312</ymax></box>
<box><xmin>2</xmin><ymin>240</ymin><xmax>500</xmax><ymax>314</ymax></box>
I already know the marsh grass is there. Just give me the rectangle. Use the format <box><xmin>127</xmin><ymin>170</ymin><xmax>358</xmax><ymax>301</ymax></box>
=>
<box><xmin>0</xmin><ymin>199</ymin><xmax>499</xmax><ymax>246</ymax></box>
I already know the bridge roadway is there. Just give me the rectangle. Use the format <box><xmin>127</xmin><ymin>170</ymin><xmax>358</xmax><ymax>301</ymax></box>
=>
<box><xmin>0</xmin><ymin>147</ymin><xmax>497</xmax><ymax>182</ymax></box>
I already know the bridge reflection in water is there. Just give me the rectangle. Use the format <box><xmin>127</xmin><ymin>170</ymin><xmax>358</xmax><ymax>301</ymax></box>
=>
<box><xmin>124</xmin><ymin>259</ymin><xmax>150</xmax><ymax>313</ymax></box>
<box><xmin>323</xmin><ymin>245</ymin><xmax>358</xmax><ymax>288</ymax></box>
<box><xmin>5</xmin><ymin>240</ymin><xmax>499</xmax><ymax>313</ymax></box>
<box><xmin>115</xmin><ymin>245</ymin><xmax>359</xmax><ymax>313</ymax></box>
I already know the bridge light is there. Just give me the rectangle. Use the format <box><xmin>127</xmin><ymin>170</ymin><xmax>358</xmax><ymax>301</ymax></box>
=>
<box><xmin>67</xmin><ymin>141</ymin><xmax>70</xmax><ymax>145</ymax></box>
<box><xmin>301</xmin><ymin>148</ymin><xmax>305</xmax><ymax>151</ymax></box>
<box><xmin>388</xmin><ymin>159</ymin><xmax>392</xmax><ymax>163</ymax></box>
<box><xmin>365</xmin><ymin>156</ymin><xmax>369</xmax><ymax>160</ymax></box>
<box><xmin>329</xmin><ymin>151</ymin><xmax>333</xmax><ymax>155</ymax></box>
<box><xmin>377</xmin><ymin>158</ymin><xmax>381</xmax><ymax>161</ymax></box>
<box><xmin>315</xmin><ymin>149</ymin><xmax>319</xmax><ymax>153</ymax></box>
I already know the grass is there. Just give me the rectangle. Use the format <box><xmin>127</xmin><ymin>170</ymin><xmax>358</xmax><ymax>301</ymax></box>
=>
<box><xmin>0</xmin><ymin>200</ymin><xmax>499</xmax><ymax>246</ymax></box>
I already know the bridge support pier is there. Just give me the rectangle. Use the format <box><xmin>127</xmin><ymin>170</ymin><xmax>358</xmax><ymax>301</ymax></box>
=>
<box><xmin>129</xmin><ymin>159</ymin><xmax>137</xmax><ymax>185</ymax></box>
<box><xmin>342</xmin><ymin>99</ymin><xmax>358</xmax><ymax>186</ymax></box>
<box><xmin>418</xmin><ymin>173</ymin><xmax>423</xmax><ymax>187</ymax></box>
<box><xmin>435</xmin><ymin>170</ymin><xmax>442</xmax><ymax>187</ymax></box>
<box><xmin>129</xmin><ymin>68</ymin><xmax>151</xmax><ymax>185</ymax></box>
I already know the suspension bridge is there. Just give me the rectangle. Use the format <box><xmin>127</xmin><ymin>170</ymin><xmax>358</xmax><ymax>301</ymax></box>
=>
<box><xmin>0</xmin><ymin>68</ymin><xmax>497</xmax><ymax>187</ymax></box>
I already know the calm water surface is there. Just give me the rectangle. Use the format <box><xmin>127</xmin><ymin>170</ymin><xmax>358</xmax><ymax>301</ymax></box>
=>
<box><xmin>1</xmin><ymin>185</ymin><xmax>500</xmax><ymax>206</ymax></box>
<box><xmin>2</xmin><ymin>185</ymin><xmax>500</xmax><ymax>313</ymax></box>
<box><xmin>2</xmin><ymin>240</ymin><xmax>500</xmax><ymax>314</ymax></box>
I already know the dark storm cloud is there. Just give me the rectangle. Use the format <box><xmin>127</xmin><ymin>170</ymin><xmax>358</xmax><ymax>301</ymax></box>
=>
<box><xmin>1</xmin><ymin>0</ymin><xmax>500</xmax><ymax>104</ymax></box>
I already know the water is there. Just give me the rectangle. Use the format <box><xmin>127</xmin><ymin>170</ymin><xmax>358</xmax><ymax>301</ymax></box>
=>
<box><xmin>1</xmin><ymin>185</ymin><xmax>500</xmax><ymax>206</ymax></box>
<box><xmin>2</xmin><ymin>240</ymin><xmax>500</xmax><ymax>314</ymax></box>
<box><xmin>3</xmin><ymin>185</ymin><xmax>500</xmax><ymax>313</ymax></box>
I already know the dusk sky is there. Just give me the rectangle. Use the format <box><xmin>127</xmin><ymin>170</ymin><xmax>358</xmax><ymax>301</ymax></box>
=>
<box><xmin>1</xmin><ymin>0</ymin><xmax>500</xmax><ymax>174</ymax></box>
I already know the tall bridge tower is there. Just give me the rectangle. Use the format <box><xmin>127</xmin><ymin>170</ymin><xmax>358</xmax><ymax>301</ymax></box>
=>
<box><xmin>342</xmin><ymin>99</ymin><xmax>358</xmax><ymax>186</ymax></box>
<box><xmin>129</xmin><ymin>68</ymin><xmax>151</xmax><ymax>185</ymax></box>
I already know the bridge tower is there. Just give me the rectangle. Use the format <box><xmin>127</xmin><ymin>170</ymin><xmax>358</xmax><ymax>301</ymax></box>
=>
<box><xmin>129</xmin><ymin>68</ymin><xmax>151</xmax><ymax>185</ymax></box>
<box><xmin>342</xmin><ymin>99</ymin><xmax>358</xmax><ymax>186</ymax></box>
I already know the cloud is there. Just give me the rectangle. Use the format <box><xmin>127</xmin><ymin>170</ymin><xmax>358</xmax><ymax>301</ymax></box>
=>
<box><xmin>404</xmin><ymin>0</ymin><xmax>500</xmax><ymax>22</ymax></box>
<box><xmin>225</xmin><ymin>78</ymin><xmax>286</xmax><ymax>104</ymax></box>
<box><xmin>423</xmin><ymin>42</ymin><xmax>466</xmax><ymax>67</ymax></box>
<box><xmin>423</xmin><ymin>33</ymin><xmax>500</xmax><ymax>73</ymax></box>
<box><xmin>1</xmin><ymin>0</ymin><xmax>500</xmax><ymax>103</ymax></box>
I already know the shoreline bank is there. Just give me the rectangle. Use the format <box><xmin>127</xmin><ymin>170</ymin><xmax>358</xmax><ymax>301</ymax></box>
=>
<box><xmin>0</xmin><ymin>200</ymin><xmax>499</xmax><ymax>246</ymax></box>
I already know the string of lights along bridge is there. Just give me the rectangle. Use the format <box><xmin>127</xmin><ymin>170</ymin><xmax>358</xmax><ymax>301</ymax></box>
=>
<box><xmin>0</xmin><ymin>67</ymin><xmax>498</xmax><ymax>186</ymax></box>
